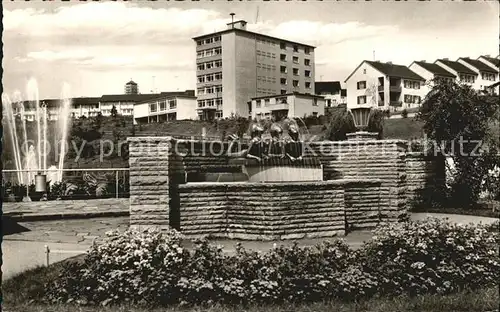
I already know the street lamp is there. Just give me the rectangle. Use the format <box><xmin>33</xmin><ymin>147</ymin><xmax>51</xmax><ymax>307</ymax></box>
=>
<box><xmin>347</xmin><ymin>107</ymin><xmax>378</xmax><ymax>141</ymax></box>
<box><xmin>349</xmin><ymin>107</ymin><xmax>372</xmax><ymax>131</ymax></box>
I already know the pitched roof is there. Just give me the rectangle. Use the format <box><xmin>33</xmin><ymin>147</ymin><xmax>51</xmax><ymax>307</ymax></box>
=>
<box><xmin>315</xmin><ymin>81</ymin><xmax>342</xmax><ymax>94</ymax></box>
<box><xmin>459</xmin><ymin>57</ymin><xmax>498</xmax><ymax>73</ymax></box>
<box><xmin>72</xmin><ymin>97</ymin><xmax>101</xmax><ymax>106</ymax></box>
<box><xmin>365</xmin><ymin>61</ymin><xmax>425</xmax><ymax>81</ymax></box>
<box><xmin>436</xmin><ymin>59</ymin><xmax>477</xmax><ymax>75</ymax></box>
<box><xmin>134</xmin><ymin>90</ymin><xmax>197</xmax><ymax>104</ymax></box>
<box><xmin>99</xmin><ymin>91</ymin><xmax>195</xmax><ymax>103</ymax></box>
<box><xmin>413</xmin><ymin>61</ymin><xmax>456</xmax><ymax>78</ymax></box>
<box><xmin>100</xmin><ymin>93</ymin><xmax>161</xmax><ymax>102</ymax></box>
<box><xmin>126</xmin><ymin>80</ymin><xmax>137</xmax><ymax>85</ymax></box>
<box><xmin>480</xmin><ymin>55</ymin><xmax>500</xmax><ymax>67</ymax></box>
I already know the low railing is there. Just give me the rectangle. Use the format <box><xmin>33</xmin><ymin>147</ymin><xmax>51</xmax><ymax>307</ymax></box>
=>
<box><xmin>2</xmin><ymin>168</ymin><xmax>130</xmax><ymax>200</ymax></box>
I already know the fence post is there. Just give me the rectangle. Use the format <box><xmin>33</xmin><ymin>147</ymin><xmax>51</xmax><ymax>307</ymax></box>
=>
<box><xmin>116</xmin><ymin>170</ymin><xmax>119</xmax><ymax>198</ymax></box>
<box><xmin>45</xmin><ymin>245</ymin><xmax>50</xmax><ymax>266</ymax></box>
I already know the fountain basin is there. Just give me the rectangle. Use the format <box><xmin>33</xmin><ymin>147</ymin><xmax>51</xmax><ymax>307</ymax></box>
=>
<box><xmin>228</xmin><ymin>157</ymin><xmax>323</xmax><ymax>182</ymax></box>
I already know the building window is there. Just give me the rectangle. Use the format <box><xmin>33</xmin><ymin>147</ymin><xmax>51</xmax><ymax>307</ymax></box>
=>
<box><xmin>197</xmin><ymin>76</ymin><xmax>205</xmax><ymax>83</ymax></box>
<box><xmin>292</xmin><ymin>56</ymin><xmax>299</xmax><ymax>64</ymax></box>
<box><xmin>149</xmin><ymin>103</ymin><xmax>157</xmax><ymax>113</ymax></box>
<box><xmin>280</xmin><ymin>78</ymin><xmax>287</xmax><ymax>85</ymax></box>
<box><xmin>304</xmin><ymin>59</ymin><xmax>310</xmax><ymax>66</ymax></box>
<box><xmin>280</xmin><ymin>54</ymin><xmax>287</xmax><ymax>61</ymax></box>
<box><xmin>197</xmin><ymin>100</ymin><xmax>205</xmax><ymax>108</ymax></box>
<box><xmin>214</xmin><ymin>36</ymin><xmax>221</xmax><ymax>42</ymax></box>
<box><xmin>215</xmin><ymin>85</ymin><xmax>223</xmax><ymax>93</ymax></box>
<box><xmin>293</xmin><ymin>68</ymin><xmax>299</xmax><ymax>75</ymax></box>
<box><xmin>481</xmin><ymin>72</ymin><xmax>496</xmax><ymax>81</ymax></box>
<box><xmin>169</xmin><ymin>100</ymin><xmax>176</xmax><ymax>109</ymax></box>
<box><xmin>404</xmin><ymin>80</ymin><xmax>420</xmax><ymax>89</ymax></box>
<box><xmin>256</xmin><ymin>100</ymin><xmax>261</xmax><ymax>108</ymax></box>
<box><xmin>214</xmin><ymin>47</ymin><xmax>222</xmax><ymax>55</ymax></box>
<box><xmin>205</xmin><ymin>38</ymin><xmax>213</xmax><ymax>44</ymax></box>
<box><xmin>357</xmin><ymin>81</ymin><xmax>367</xmax><ymax>89</ymax></box>
<box><xmin>293</xmin><ymin>45</ymin><xmax>299</xmax><ymax>52</ymax></box>
<box><xmin>159</xmin><ymin>101</ymin><xmax>166</xmax><ymax>111</ymax></box>
<box><xmin>357</xmin><ymin>96</ymin><xmax>367</xmax><ymax>104</ymax></box>
<box><xmin>305</xmin><ymin>82</ymin><xmax>311</xmax><ymax>89</ymax></box>
<box><xmin>312</xmin><ymin>112</ymin><xmax>318</xmax><ymax>117</ymax></box>
<box><xmin>197</xmin><ymin>63</ymin><xmax>205</xmax><ymax>70</ymax></box>
<box><xmin>404</xmin><ymin>95</ymin><xmax>421</xmax><ymax>104</ymax></box>
<box><xmin>292</xmin><ymin>80</ymin><xmax>299</xmax><ymax>87</ymax></box>
<box><xmin>312</xmin><ymin>98</ymin><xmax>318</xmax><ymax>106</ymax></box>
<box><xmin>215</xmin><ymin>110</ymin><xmax>223</xmax><ymax>118</ymax></box>
<box><xmin>207</xmin><ymin>99</ymin><xmax>215</xmax><ymax>107</ymax></box>
<box><xmin>215</xmin><ymin>72</ymin><xmax>222</xmax><ymax>80</ymax></box>
<box><xmin>281</xmin><ymin>89</ymin><xmax>287</xmax><ymax>94</ymax></box>
<box><xmin>460</xmin><ymin>74</ymin><xmax>475</xmax><ymax>83</ymax></box>
<box><xmin>197</xmin><ymin>40</ymin><xmax>203</xmax><ymax>46</ymax></box>
<box><xmin>280</xmin><ymin>66</ymin><xmax>287</xmax><ymax>73</ymax></box>
<box><xmin>305</xmin><ymin>70</ymin><xmax>311</xmax><ymax>77</ymax></box>
<box><xmin>305</xmin><ymin>47</ymin><xmax>310</xmax><ymax>55</ymax></box>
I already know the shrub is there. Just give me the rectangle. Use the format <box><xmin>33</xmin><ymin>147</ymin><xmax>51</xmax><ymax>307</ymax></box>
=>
<box><xmin>358</xmin><ymin>218</ymin><xmax>500</xmax><ymax>297</ymax></box>
<box><xmin>43</xmin><ymin>219</ymin><xmax>499</xmax><ymax>307</ymax></box>
<box><xmin>401</xmin><ymin>109</ymin><xmax>408</xmax><ymax>118</ymax></box>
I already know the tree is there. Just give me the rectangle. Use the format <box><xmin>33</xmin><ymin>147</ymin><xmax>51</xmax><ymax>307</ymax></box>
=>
<box><xmin>417</xmin><ymin>81</ymin><xmax>500</xmax><ymax>207</ymax></box>
<box><xmin>111</xmin><ymin>105</ymin><xmax>118</xmax><ymax>118</ymax></box>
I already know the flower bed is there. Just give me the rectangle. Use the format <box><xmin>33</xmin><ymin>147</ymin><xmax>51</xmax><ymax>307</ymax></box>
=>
<box><xmin>43</xmin><ymin>218</ymin><xmax>499</xmax><ymax>307</ymax></box>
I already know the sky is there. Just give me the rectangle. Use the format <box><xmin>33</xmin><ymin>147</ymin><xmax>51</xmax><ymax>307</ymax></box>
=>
<box><xmin>2</xmin><ymin>1</ymin><xmax>499</xmax><ymax>99</ymax></box>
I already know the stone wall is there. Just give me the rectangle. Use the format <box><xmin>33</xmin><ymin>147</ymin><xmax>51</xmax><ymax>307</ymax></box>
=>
<box><xmin>344</xmin><ymin>181</ymin><xmax>382</xmax><ymax>231</ymax></box>
<box><xmin>177</xmin><ymin>180</ymin><xmax>381</xmax><ymax>240</ymax></box>
<box><xmin>406</xmin><ymin>152</ymin><xmax>446</xmax><ymax>208</ymax></box>
<box><xmin>128</xmin><ymin>137</ymin><xmax>171</xmax><ymax>230</ymax></box>
<box><xmin>307</xmin><ymin>140</ymin><xmax>408</xmax><ymax>222</ymax></box>
<box><xmin>127</xmin><ymin>137</ymin><xmax>429</xmax><ymax>235</ymax></box>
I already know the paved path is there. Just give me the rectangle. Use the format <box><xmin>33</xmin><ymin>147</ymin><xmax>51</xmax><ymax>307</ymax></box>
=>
<box><xmin>2</xmin><ymin>198</ymin><xmax>128</xmax><ymax>222</ymax></box>
<box><xmin>2</xmin><ymin>213</ymin><xmax>498</xmax><ymax>280</ymax></box>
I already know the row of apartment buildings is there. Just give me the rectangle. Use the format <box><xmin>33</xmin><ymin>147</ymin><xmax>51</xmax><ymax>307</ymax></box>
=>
<box><xmin>12</xmin><ymin>17</ymin><xmax>498</xmax><ymax>123</ymax></box>
<box><xmin>345</xmin><ymin>55</ymin><xmax>499</xmax><ymax>111</ymax></box>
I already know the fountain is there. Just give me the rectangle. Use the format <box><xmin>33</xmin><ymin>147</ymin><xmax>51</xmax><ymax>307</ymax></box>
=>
<box><xmin>1</xmin><ymin>79</ymin><xmax>73</xmax><ymax>186</ymax></box>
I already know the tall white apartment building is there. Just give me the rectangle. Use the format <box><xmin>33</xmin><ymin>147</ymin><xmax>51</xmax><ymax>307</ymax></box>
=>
<box><xmin>193</xmin><ymin>20</ymin><xmax>316</xmax><ymax>120</ymax></box>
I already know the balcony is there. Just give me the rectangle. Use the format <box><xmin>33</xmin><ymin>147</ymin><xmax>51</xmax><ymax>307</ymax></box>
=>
<box><xmin>197</xmin><ymin>105</ymin><xmax>216</xmax><ymax>110</ymax></box>
<box><xmin>389</xmin><ymin>86</ymin><xmax>402</xmax><ymax>92</ymax></box>
<box><xmin>267</xmin><ymin>103</ymin><xmax>289</xmax><ymax>111</ymax></box>
<box><xmin>389</xmin><ymin>101</ymin><xmax>403</xmax><ymax>107</ymax></box>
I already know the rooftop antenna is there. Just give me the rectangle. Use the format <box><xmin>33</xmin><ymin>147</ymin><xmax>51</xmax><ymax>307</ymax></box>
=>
<box><xmin>255</xmin><ymin>6</ymin><xmax>259</xmax><ymax>23</ymax></box>
<box><xmin>230</xmin><ymin>13</ymin><xmax>235</xmax><ymax>28</ymax></box>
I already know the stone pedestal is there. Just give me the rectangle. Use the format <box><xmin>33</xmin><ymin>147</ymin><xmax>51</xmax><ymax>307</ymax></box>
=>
<box><xmin>346</xmin><ymin>131</ymin><xmax>379</xmax><ymax>141</ymax></box>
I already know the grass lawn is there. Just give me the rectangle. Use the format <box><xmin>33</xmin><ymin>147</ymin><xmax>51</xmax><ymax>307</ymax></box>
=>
<box><xmin>412</xmin><ymin>200</ymin><xmax>500</xmax><ymax>219</ymax></box>
<box><xmin>2</xmin><ymin>260</ymin><xmax>499</xmax><ymax>312</ymax></box>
